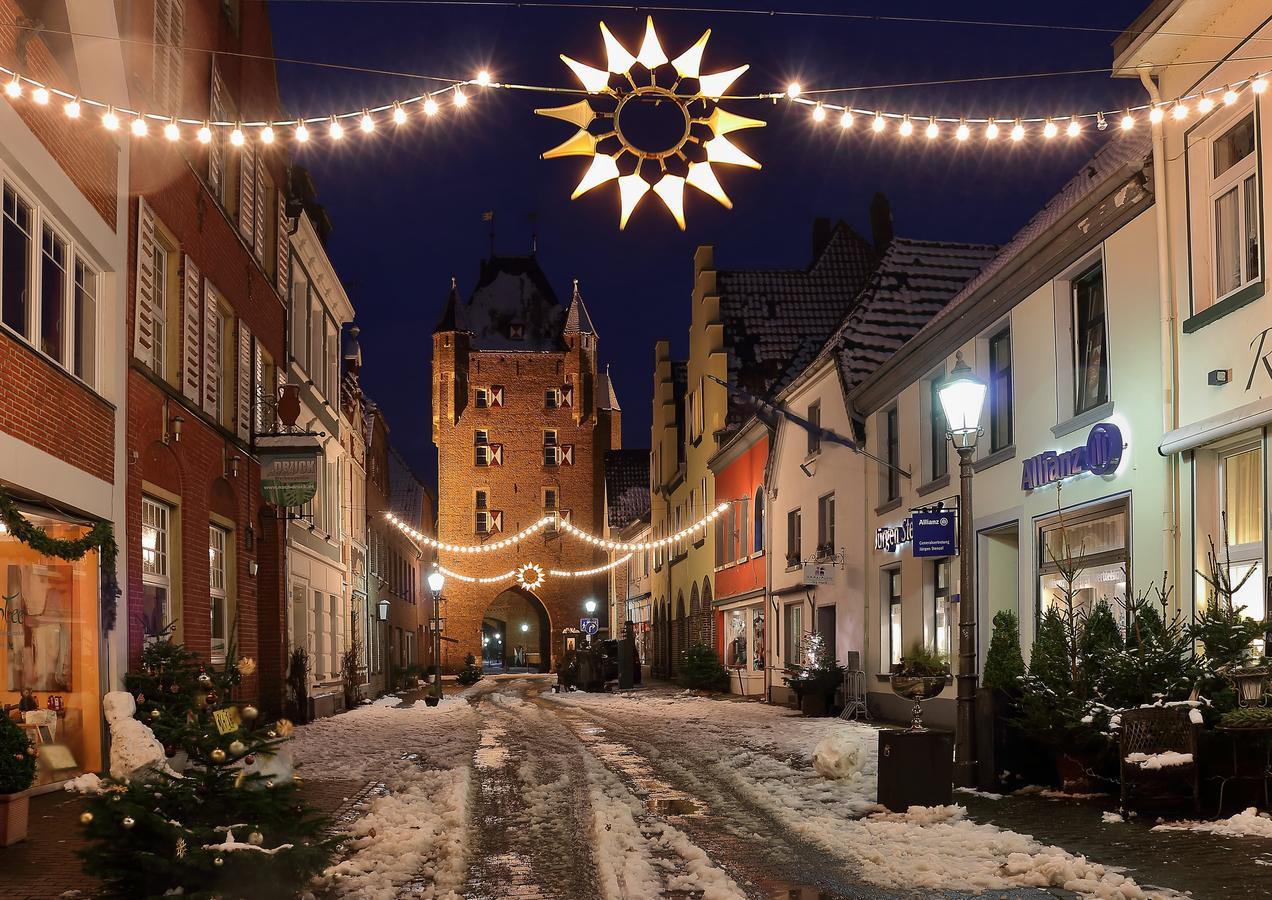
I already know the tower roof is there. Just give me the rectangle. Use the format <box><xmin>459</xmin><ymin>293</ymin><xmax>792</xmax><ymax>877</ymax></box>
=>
<box><xmin>595</xmin><ymin>364</ymin><xmax>620</xmax><ymax>411</ymax></box>
<box><xmin>433</xmin><ymin>277</ymin><xmax>461</xmax><ymax>333</ymax></box>
<box><xmin>563</xmin><ymin>279</ymin><xmax>597</xmax><ymax>336</ymax></box>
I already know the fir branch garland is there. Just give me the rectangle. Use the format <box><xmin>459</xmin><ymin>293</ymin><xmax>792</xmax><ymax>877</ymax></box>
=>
<box><xmin>0</xmin><ymin>490</ymin><xmax>120</xmax><ymax>631</ymax></box>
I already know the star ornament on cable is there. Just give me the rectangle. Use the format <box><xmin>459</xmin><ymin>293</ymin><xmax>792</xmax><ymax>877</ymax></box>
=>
<box><xmin>515</xmin><ymin>563</ymin><xmax>546</xmax><ymax>591</ymax></box>
<box><xmin>536</xmin><ymin>17</ymin><xmax>763</xmax><ymax>230</ymax></box>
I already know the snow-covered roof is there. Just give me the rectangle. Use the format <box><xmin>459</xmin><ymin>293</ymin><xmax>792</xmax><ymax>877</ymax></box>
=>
<box><xmin>605</xmin><ymin>449</ymin><xmax>650</xmax><ymax>527</ymax></box>
<box><xmin>388</xmin><ymin>448</ymin><xmax>427</xmax><ymax>526</ymax></box>
<box><xmin>434</xmin><ymin>254</ymin><xmax>567</xmax><ymax>351</ymax></box>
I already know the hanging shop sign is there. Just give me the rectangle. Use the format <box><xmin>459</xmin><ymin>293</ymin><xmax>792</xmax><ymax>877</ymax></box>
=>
<box><xmin>875</xmin><ymin>520</ymin><xmax>913</xmax><ymax>552</ymax></box>
<box><xmin>802</xmin><ymin>562</ymin><xmax>834</xmax><ymax>585</ymax></box>
<box><xmin>257</xmin><ymin>435</ymin><xmax>323</xmax><ymax>507</ymax></box>
<box><xmin>911</xmin><ymin>509</ymin><xmax>957</xmax><ymax>558</ymax></box>
<box><xmin>1019</xmin><ymin>422</ymin><xmax>1124</xmax><ymax>493</ymax></box>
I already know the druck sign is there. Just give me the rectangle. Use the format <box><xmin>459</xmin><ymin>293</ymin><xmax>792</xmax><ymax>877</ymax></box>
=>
<box><xmin>1020</xmin><ymin>422</ymin><xmax>1123</xmax><ymax>492</ymax></box>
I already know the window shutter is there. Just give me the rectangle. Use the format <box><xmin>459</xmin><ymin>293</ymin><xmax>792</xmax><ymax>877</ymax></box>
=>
<box><xmin>489</xmin><ymin>511</ymin><xmax>503</xmax><ymax>534</ymax></box>
<box><xmin>238</xmin><ymin>142</ymin><xmax>255</xmax><ymax>242</ymax></box>
<box><xmin>253</xmin><ymin>155</ymin><xmax>267</xmax><ymax>263</ymax></box>
<box><xmin>133</xmin><ymin>198</ymin><xmax>157</xmax><ymax>362</ymax></box>
<box><xmin>153</xmin><ymin>0</ymin><xmax>170</xmax><ymax>110</ymax></box>
<box><xmin>203</xmin><ymin>280</ymin><xmax>219</xmax><ymax>417</ymax></box>
<box><xmin>560</xmin><ymin>444</ymin><xmax>575</xmax><ymax>466</ymax></box>
<box><xmin>275</xmin><ymin>192</ymin><xmax>289</xmax><ymax>296</ymax></box>
<box><xmin>490</xmin><ymin>444</ymin><xmax>503</xmax><ymax>466</ymax></box>
<box><xmin>491</xmin><ymin>385</ymin><xmax>505</xmax><ymax>407</ymax></box>
<box><xmin>181</xmin><ymin>255</ymin><xmax>202</xmax><ymax>403</ymax></box>
<box><xmin>208</xmin><ymin>66</ymin><xmax>227</xmax><ymax>192</ymax></box>
<box><xmin>561</xmin><ymin>384</ymin><xmax>574</xmax><ymax>407</ymax></box>
<box><xmin>236</xmin><ymin>320</ymin><xmax>251</xmax><ymax>439</ymax></box>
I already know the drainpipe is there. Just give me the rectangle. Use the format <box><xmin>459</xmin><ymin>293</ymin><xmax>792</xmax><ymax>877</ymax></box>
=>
<box><xmin>1138</xmin><ymin>64</ymin><xmax>1183</xmax><ymax>611</ymax></box>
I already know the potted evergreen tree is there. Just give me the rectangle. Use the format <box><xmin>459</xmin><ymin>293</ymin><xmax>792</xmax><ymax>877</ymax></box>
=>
<box><xmin>0</xmin><ymin>713</ymin><xmax>37</xmax><ymax>845</ymax></box>
<box><xmin>890</xmin><ymin>641</ymin><xmax>949</xmax><ymax>730</ymax></box>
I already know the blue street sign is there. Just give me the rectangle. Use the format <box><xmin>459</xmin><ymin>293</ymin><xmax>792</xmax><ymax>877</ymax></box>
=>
<box><xmin>911</xmin><ymin>509</ymin><xmax>957</xmax><ymax>558</ymax></box>
<box><xmin>580</xmin><ymin>618</ymin><xmax>599</xmax><ymax>635</ymax></box>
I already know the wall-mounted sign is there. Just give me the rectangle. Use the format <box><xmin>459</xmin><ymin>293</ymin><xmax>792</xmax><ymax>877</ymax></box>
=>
<box><xmin>875</xmin><ymin>520</ymin><xmax>913</xmax><ymax>552</ymax></box>
<box><xmin>1020</xmin><ymin>422</ymin><xmax>1124</xmax><ymax>492</ymax></box>
<box><xmin>257</xmin><ymin>435</ymin><xmax>323</xmax><ymax>507</ymax></box>
<box><xmin>802</xmin><ymin>562</ymin><xmax>834</xmax><ymax>585</ymax></box>
<box><xmin>911</xmin><ymin>510</ymin><xmax>957</xmax><ymax>558</ymax></box>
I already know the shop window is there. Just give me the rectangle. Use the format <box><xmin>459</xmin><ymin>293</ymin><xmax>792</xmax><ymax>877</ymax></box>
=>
<box><xmin>1038</xmin><ymin>501</ymin><xmax>1128</xmax><ymax>624</ymax></box>
<box><xmin>928</xmin><ymin>371</ymin><xmax>948</xmax><ymax>480</ymax></box>
<box><xmin>887</xmin><ymin>568</ymin><xmax>902</xmax><ymax>668</ymax></box>
<box><xmin>141</xmin><ymin>496</ymin><xmax>173</xmax><ymax>630</ymax></box>
<box><xmin>807</xmin><ymin>401</ymin><xmax>821</xmax><ymax>456</ymax></box>
<box><xmin>786</xmin><ymin>508</ymin><xmax>801</xmax><ymax>567</ymax></box>
<box><xmin>752</xmin><ymin>607</ymin><xmax>765</xmax><ymax>672</ymax></box>
<box><xmin>883</xmin><ymin>407</ymin><xmax>900</xmax><ymax>500</ymax></box>
<box><xmin>726</xmin><ymin>609</ymin><xmax>748</xmax><ymax>668</ymax></box>
<box><xmin>0</xmin><ymin>508</ymin><xmax>105</xmax><ymax>786</ymax></box>
<box><xmin>988</xmin><ymin>328</ymin><xmax>1013</xmax><ymax>452</ymax></box>
<box><xmin>1219</xmin><ymin>444</ymin><xmax>1265</xmax><ymax>624</ymax></box>
<box><xmin>931</xmin><ymin>558</ymin><xmax>951</xmax><ymax>659</ymax></box>
<box><xmin>783</xmin><ymin>603</ymin><xmax>803</xmax><ymax>666</ymax></box>
<box><xmin>1072</xmin><ymin>262</ymin><xmax>1109</xmax><ymax>415</ymax></box>
<box><xmin>209</xmin><ymin>525</ymin><xmax>230</xmax><ymax>661</ymax></box>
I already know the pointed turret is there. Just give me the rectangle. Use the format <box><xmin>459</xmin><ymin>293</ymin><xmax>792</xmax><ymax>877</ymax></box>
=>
<box><xmin>563</xmin><ymin>278</ymin><xmax>597</xmax><ymax>337</ymax></box>
<box><xmin>434</xmin><ymin>276</ymin><xmax>460</xmax><ymax>333</ymax></box>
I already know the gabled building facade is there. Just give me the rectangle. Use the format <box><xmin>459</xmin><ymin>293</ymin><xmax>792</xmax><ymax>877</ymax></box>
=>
<box><xmin>604</xmin><ymin>448</ymin><xmax>651</xmax><ymax>667</ymax></box>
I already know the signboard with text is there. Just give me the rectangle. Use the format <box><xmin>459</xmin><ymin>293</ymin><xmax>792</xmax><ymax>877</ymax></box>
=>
<box><xmin>911</xmin><ymin>510</ymin><xmax>957</xmax><ymax>558</ymax></box>
<box><xmin>257</xmin><ymin>434</ymin><xmax>323</xmax><ymax>508</ymax></box>
<box><xmin>802</xmin><ymin>562</ymin><xmax>834</xmax><ymax>585</ymax></box>
<box><xmin>1020</xmin><ymin>422</ymin><xmax>1124</xmax><ymax>492</ymax></box>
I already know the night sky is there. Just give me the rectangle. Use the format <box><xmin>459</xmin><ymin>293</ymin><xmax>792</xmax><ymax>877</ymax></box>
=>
<box><xmin>267</xmin><ymin>0</ymin><xmax>1148</xmax><ymax>485</ymax></box>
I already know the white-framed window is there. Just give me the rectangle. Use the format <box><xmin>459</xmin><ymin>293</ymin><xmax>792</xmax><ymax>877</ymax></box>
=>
<box><xmin>786</xmin><ymin>508</ymin><xmax>801</xmax><ymax>567</ymax></box>
<box><xmin>142</xmin><ymin>496</ymin><xmax>173</xmax><ymax>631</ymax></box>
<box><xmin>73</xmin><ymin>260</ymin><xmax>98</xmax><ymax>385</ymax></box>
<box><xmin>807</xmin><ymin>401</ymin><xmax>821</xmax><ymax>456</ymax></box>
<box><xmin>543</xmin><ymin>430</ymin><xmax>558</xmax><ymax>467</ymax></box>
<box><xmin>475</xmin><ymin>489</ymin><xmax>490</xmax><ymax>534</ymax></box>
<box><xmin>783</xmin><ymin>602</ymin><xmax>803</xmax><ymax>665</ymax></box>
<box><xmin>817</xmin><ymin>493</ymin><xmax>835</xmax><ymax>556</ymax></box>
<box><xmin>1071</xmin><ymin>261</ymin><xmax>1109</xmax><ymax>415</ymax></box>
<box><xmin>1219</xmin><ymin>443</ymin><xmax>1265</xmax><ymax>625</ymax></box>
<box><xmin>209</xmin><ymin>525</ymin><xmax>230</xmax><ymax>661</ymax></box>
<box><xmin>1038</xmin><ymin>500</ymin><xmax>1129</xmax><ymax>625</ymax></box>
<box><xmin>1210</xmin><ymin>111</ymin><xmax>1260</xmax><ymax>304</ymax></box>
<box><xmin>886</xmin><ymin>567</ymin><xmax>902</xmax><ymax>668</ymax></box>
<box><xmin>475</xmin><ymin>387</ymin><xmax>489</xmax><ymax>409</ymax></box>
<box><xmin>930</xmin><ymin>558</ymin><xmax>951</xmax><ymax>659</ymax></box>
<box><xmin>39</xmin><ymin>224</ymin><xmax>68</xmax><ymax>365</ymax></box>
<box><xmin>2</xmin><ymin>182</ymin><xmax>34</xmax><ymax>340</ymax></box>
<box><xmin>289</xmin><ymin>258</ymin><xmax>309</xmax><ymax>371</ymax></box>
<box><xmin>988</xmin><ymin>328</ymin><xmax>1013</xmax><ymax>452</ymax></box>
<box><xmin>925</xmin><ymin>368</ymin><xmax>948</xmax><ymax>481</ymax></box>
<box><xmin>544</xmin><ymin>387</ymin><xmax>560</xmax><ymax>409</ymax></box>
<box><xmin>883</xmin><ymin>406</ymin><xmax>900</xmax><ymax>501</ymax></box>
<box><xmin>474</xmin><ymin>429</ymin><xmax>490</xmax><ymax>466</ymax></box>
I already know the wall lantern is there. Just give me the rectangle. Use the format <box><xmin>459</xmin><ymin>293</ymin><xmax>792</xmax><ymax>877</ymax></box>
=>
<box><xmin>377</xmin><ymin>598</ymin><xmax>390</xmax><ymax>621</ymax></box>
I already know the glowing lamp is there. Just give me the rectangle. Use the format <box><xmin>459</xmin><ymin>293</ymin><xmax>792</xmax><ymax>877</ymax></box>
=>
<box><xmin>937</xmin><ymin>352</ymin><xmax>987</xmax><ymax>451</ymax></box>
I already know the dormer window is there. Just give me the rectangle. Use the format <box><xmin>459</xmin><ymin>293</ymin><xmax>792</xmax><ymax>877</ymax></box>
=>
<box><xmin>508</xmin><ymin>322</ymin><xmax>525</xmax><ymax>340</ymax></box>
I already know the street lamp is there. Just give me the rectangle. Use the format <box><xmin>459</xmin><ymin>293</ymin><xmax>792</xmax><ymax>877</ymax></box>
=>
<box><xmin>426</xmin><ymin>569</ymin><xmax>445</xmax><ymax>707</ymax></box>
<box><xmin>584</xmin><ymin>598</ymin><xmax>598</xmax><ymax>647</ymax></box>
<box><xmin>937</xmin><ymin>351</ymin><xmax>987</xmax><ymax>789</ymax></box>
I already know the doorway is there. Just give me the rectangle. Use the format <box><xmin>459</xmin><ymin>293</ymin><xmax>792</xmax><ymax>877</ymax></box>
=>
<box><xmin>482</xmin><ymin>588</ymin><xmax>551</xmax><ymax>672</ymax></box>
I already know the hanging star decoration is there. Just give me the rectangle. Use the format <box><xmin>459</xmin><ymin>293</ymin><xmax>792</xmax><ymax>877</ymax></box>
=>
<box><xmin>536</xmin><ymin>17</ymin><xmax>763</xmax><ymax>229</ymax></box>
<box><xmin>514</xmin><ymin>563</ymin><xmax>546</xmax><ymax>591</ymax></box>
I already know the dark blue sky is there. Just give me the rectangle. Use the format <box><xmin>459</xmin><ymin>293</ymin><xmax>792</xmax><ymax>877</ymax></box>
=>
<box><xmin>268</xmin><ymin>0</ymin><xmax>1148</xmax><ymax>483</ymax></box>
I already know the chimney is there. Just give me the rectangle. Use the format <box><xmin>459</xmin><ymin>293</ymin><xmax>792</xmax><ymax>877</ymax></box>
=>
<box><xmin>810</xmin><ymin>217</ymin><xmax>833</xmax><ymax>264</ymax></box>
<box><xmin>870</xmin><ymin>192</ymin><xmax>894</xmax><ymax>253</ymax></box>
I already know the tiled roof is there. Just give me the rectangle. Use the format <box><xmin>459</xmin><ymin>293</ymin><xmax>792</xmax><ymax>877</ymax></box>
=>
<box><xmin>563</xmin><ymin>279</ymin><xmax>597</xmax><ymax>335</ymax></box>
<box><xmin>605</xmin><ymin>449</ymin><xmax>650</xmax><ymax>528</ymax></box>
<box><xmin>718</xmin><ymin>221</ymin><xmax>878</xmax><ymax>419</ymax></box>
<box><xmin>439</xmin><ymin>254</ymin><xmax>567</xmax><ymax>351</ymax></box>
<box><xmin>914</xmin><ymin>132</ymin><xmax>1152</xmax><ymax>341</ymax></box>
<box><xmin>388</xmin><ymin>448</ymin><xmax>426</xmax><ymax>525</ymax></box>
<box><xmin>595</xmin><ymin>365</ymin><xmax>620</xmax><ymax>411</ymax></box>
<box><xmin>824</xmin><ymin>238</ymin><xmax>998</xmax><ymax>394</ymax></box>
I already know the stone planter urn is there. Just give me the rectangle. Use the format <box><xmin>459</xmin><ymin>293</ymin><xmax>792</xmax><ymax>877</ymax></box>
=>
<box><xmin>0</xmin><ymin>788</ymin><xmax>30</xmax><ymax>846</ymax></box>
<box><xmin>890</xmin><ymin>675</ymin><xmax>947</xmax><ymax>730</ymax></box>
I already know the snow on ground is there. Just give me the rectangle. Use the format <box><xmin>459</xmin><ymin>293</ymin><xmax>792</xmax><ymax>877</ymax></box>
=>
<box><xmin>1124</xmin><ymin>751</ymin><xmax>1193</xmax><ymax>770</ymax></box>
<box><xmin>547</xmin><ymin>689</ymin><xmax>1165</xmax><ymax>898</ymax></box>
<box><xmin>1152</xmin><ymin>807</ymin><xmax>1272</xmax><ymax>839</ymax></box>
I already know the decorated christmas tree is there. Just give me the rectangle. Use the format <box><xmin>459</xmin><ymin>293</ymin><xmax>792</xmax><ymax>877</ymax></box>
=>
<box><xmin>77</xmin><ymin>626</ymin><xmax>334</xmax><ymax>898</ymax></box>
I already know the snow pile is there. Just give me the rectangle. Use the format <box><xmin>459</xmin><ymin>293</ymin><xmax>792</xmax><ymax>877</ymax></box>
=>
<box><xmin>62</xmin><ymin>772</ymin><xmax>101</xmax><ymax>794</ymax></box>
<box><xmin>1102</xmin><ymin>811</ymin><xmax>1125</xmax><ymax>824</ymax></box>
<box><xmin>955</xmin><ymin>787</ymin><xmax>1003</xmax><ymax>800</ymax></box>
<box><xmin>489</xmin><ymin>692</ymin><xmax>525</xmax><ymax>708</ymax></box>
<box><xmin>1189</xmin><ymin>708</ymin><xmax>1204</xmax><ymax>725</ymax></box>
<box><xmin>811</xmin><ymin>731</ymin><xmax>866</xmax><ymax>781</ymax></box>
<box><xmin>103</xmin><ymin>691</ymin><xmax>171</xmax><ymax>780</ymax></box>
<box><xmin>1153</xmin><ymin>807</ymin><xmax>1272</xmax><ymax>839</ymax></box>
<box><xmin>1124</xmin><ymin>751</ymin><xmax>1193</xmax><ymax>770</ymax></box>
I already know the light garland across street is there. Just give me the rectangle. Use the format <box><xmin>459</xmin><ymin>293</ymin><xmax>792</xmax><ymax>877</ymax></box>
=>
<box><xmin>430</xmin><ymin>554</ymin><xmax>633</xmax><ymax>586</ymax></box>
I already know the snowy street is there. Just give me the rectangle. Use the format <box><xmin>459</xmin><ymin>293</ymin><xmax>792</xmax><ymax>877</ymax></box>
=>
<box><xmin>292</xmin><ymin>677</ymin><xmax>1185</xmax><ymax>899</ymax></box>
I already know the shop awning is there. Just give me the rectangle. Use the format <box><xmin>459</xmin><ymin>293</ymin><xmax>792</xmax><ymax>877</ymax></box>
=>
<box><xmin>1158</xmin><ymin>396</ymin><xmax>1272</xmax><ymax>456</ymax></box>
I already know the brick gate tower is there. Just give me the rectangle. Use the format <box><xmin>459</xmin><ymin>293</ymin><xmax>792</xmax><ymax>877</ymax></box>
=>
<box><xmin>432</xmin><ymin>255</ymin><xmax>621</xmax><ymax>672</ymax></box>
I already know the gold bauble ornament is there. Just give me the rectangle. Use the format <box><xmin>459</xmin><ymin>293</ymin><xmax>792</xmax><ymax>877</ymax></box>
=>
<box><xmin>214</xmin><ymin>857</ymin><xmax>224</xmax><ymax>866</ymax></box>
<box><xmin>149</xmin><ymin>708</ymin><xmax>161</xmax><ymax>720</ymax></box>
<box><xmin>80</xmin><ymin>811</ymin><xmax>93</xmax><ymax>824</ymax></box>
<box><xmin>248</xmin><ymin>831</ymin><xmax>263</xmax><ymax>846</ymax></box>
<box><xmin>228</xmin><ymin>740</ymin><xmax>247</xmax><ymax>756</ymax></box>
<box><xmin>122</xmin><ymin>816</ymin><xmax>135</xmax><ymax>828</ymax></box>
<box><xmin>210</xmin><ymin>748</ymin><xmax>227</xmax><ymax>763</ymax></box>
<box><xmin>241</xmin><ymin>705</ymin><xmax>259</xmax><ymax>721</ymax></box>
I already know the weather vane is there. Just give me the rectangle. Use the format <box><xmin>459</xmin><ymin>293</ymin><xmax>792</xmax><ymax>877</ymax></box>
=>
<box><xmin>536</xmin><ymin>17</ymin><xmax>764</xmax><ymax>230</ymax></box>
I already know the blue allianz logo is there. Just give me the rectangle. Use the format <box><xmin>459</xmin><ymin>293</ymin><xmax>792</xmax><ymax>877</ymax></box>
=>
<box><xmin>1020</xmin><ymin>422</ymin><xmax>1124</xmax><ymax>492</ymax></box>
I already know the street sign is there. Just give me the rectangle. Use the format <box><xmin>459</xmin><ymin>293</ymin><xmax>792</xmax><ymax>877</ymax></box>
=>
<box><xmin>580</xmin><ymin>617</ymin><xmax>599</xmax><ymax>635</ymax></box>
<box><xmin>911</xmin><ymin>509</ymin><xmax>957</xmax><ymax>558</ymax></box>
<box><xmin>802</xmin><ymin>562</ymin><xmax>833</xmax><ymax>585</ymax></box>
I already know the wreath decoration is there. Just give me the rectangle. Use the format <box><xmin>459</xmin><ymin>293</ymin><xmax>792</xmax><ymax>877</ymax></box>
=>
<box><xmin>0</xmin><ymin>490</ymin><xmax>120</xmax><ymax>631</ymax></box>
<box><xmin>514</xmin><ymin>563</ymin><xmax>546</xmax><ymax>591</ymax></box>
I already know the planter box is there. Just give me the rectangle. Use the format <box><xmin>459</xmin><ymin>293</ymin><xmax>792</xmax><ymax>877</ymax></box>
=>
<box><xmin>877</xmin><ymin>729</ymin><xmax>953</xmax><ymax>812</ymax></box>
<box><xmin>0</xmin><ymin>789</ymin><xmax>30</xmax><ymax>846</ymax></box>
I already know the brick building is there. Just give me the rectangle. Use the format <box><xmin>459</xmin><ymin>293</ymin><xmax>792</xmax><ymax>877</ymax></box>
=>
<box><xmin>432</xmin><ymin>258</ymin><xmax>620</xmax><ymax>671</ymax></box>
<box><xmin>123</xmin><ymin>0</ymin><xmax>291</xmax><ymax>711</ymax></box>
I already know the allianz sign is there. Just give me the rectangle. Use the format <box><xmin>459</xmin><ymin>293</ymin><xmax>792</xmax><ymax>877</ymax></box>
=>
<box><xmin>1020</xmin><ymin>422</ymin><xmax>1124</xmax><ymax>492</ymax></box>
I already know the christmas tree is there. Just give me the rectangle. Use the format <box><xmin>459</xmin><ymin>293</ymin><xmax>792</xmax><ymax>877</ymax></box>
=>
<box><xmin>77</xmin><ymin>626</ymin><xmax>334</xmax><ymax>898</ymax></box>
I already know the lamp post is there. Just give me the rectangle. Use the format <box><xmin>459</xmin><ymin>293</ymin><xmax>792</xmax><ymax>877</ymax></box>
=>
<box><xmin>426</xmin><ymin>569</ymin><xmax>445</xmax><ymax>707</ymax></box>
<box><xmin>937</xmin><ymin>351</ymin><xmax>988</xmax><ymax>789</ymax></box>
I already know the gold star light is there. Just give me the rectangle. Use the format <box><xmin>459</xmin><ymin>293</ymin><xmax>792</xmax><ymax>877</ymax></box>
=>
<box><xmin>537</xmin><ymin>17</ymin><xmax>763</xmax><ymax>229</ymax></box>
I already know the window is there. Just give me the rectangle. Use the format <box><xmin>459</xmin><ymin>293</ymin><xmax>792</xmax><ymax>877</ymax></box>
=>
<box><xmin>39</xmin><ymin>226</ymin><xmax>67</xmax><ymax>364</ymax></box>
<box><xmin>931</xmin><ymin>558</ymin><xmax>951</xmax><ymax>659</ymax></box>
<box><xmin>3</xmin><ymin>184</ymin><xmax>33</xmax><ymax>339</ymax></box>
<box><xmin>1072</xmin><ymin>262</ymin><xmax>1109</xmax><ymax>414</ymax></box>
<box><xmin>928</xmin><ymin>373</ymin><xmax>948</xmax><ymax>480</ymax></box>
<box><xmin>545</xmin><ymin>388</ymin><xmax>560</xmax><ymax>409</ymax></box>
<box><xmin>807</xmin><ymin>401</ymin><xmax>821</xmax><ymax>456</ymax></box>
<box><xmin>543</xmin><ymin>430</ymin><xmax>558</xmax><ymax>467</ymax></box>
<box><xmin>783</xmin><ymin>602</ymin><xmax>804</xmax><ymax>665</ymax></box>
<box><xmin>1219</xmin><ymin>444</ymin><xmax>1265</xmax><ymax>626</ymax></box>
<box><xmin>73</xmin><ymin>261</ymin><xmax>97</xmax><ymax>385</ymax></box>
<box><xmin>884</xmin><ymin>407</ymin><xmax>900</xmax><ymax>501</ymax></box>
<box><xmin>817</xmin><ymin>493</ymin><xmax>835</xmax><ymax>555</ymax></box>
<box><xmin>988</xmin><ymin>329</ymin><xmax>1013</xmax><ymax>452</ymax></box>
<box><xmin>289</xmin><ymin>260</ymin><xmax>309</xmax><ymax>371</ymax></box>
<box><xmin>253</xmin><ymin>344</ymin><xmax>276</xmax><ymax>434</ymax></box>
<box><xmin>1212</xmin><ymin>113</ymin><xmax>1260</xmax><ymax>303</ymax></box>
<box><xmin>754</xmin><ymin>489</ymin><xmax>764</xmax><ymax>553</ymax></box>
<box><xmin>209</xmin><ymin>525</ymin><xmax>230</xmax><ymax>661</ymax></box>
<box><xmin>543</xmin><ymin>487</ymin><xmax>558</xmax><ymax>514</ymax></box>
<box><xmin>141</xmin><ymin>497</ymin><xmax>173</xmax><ymax>630</ymax></box>
<box><xmin>786</xmin><ymin>508</ymin><xmax>801</xmax><ymax>566</ymax></box>
<box><xmin>887</xmin><ymin>568</ymin><xmax>903</xmax><ymax>668</ymax></box>
<box><xmin>474</xmin><ymin>429</ymin><xmax>490</xmax><ymax>466</ymax></box>
<box><xmin>1038</xmin><ymin>501</ymin><xmax>1128</xmax><ymax>624</ymax></box>
<box><xmin>475</xmin><ymin>490</ymin><xmax>490</xmax><ymax>534</ymax></box>
<box><xmin>475</xmin><ymin>387</ymin><xmax>489</xmax><ymax>409</ymax></box>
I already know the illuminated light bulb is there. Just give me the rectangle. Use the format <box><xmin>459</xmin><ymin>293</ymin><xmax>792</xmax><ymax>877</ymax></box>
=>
<box><xmin>64</xmin><ymin>98</ymin><xmax>80</xmax><ymax>118</ymax></box>
<box><xmin>786</xmin><ymin>82</ymin><xmax>802</xmax><ymax>99</ymax></box>
<box><xmin>393</xmin><ymin>104</ymin><xmax>407</xmax><ymax>125</ymax></box>
<box><xmin>811</xmin><ymin>103</ymin><xmax>826</xmax><ymax>123</ymax></box>
<box><xmin>840</xmin><ymin>109</ymin><xmax>853</xmax><ymax>129</ymax></box>
<box><xmin>476</xmin><ymin>70</ymin><xmax>491</xmax><ymax>87</ymax></box>
<box><xmin>1255</xmin><ymin>77</ymin><xmax>1268</xmax><ymax>93</ymax></box>
<box><xmin>360</xmin><ymin>112</ymin><xmax>374</xmax><ymax>133</ymax></box>
<box><xmin>453</xmin><ymin>89</ymin><xmax>468</xmax><ymax>108</ymax></box>
<box><xmin>5</xmin><ymin>76</ymin><xmax>21</xmax><ymax>98</ymax></box>
<box><xmin>230</xmin><ymin>125</ymin><xmax>245</xmax><ymax>146</ymax></box>
<box><xmin>955</xmin><ymin>120</ymin><xmax>970</xmax><ymax>141</ymax></box>
<box><xmin>872</xmin><ymin>112</ymin><xmax>886</xmax><ymax>133</ymax></box>
<box><xmin>1198</xmin><ymin>96</ymin><xmax>1215</xmax><ymax>114</ymax></box>
<box><xmin>424</xmin><ymin>96</ymin><xmax>440</xmax><ymax>116</ymax></box>
<box><xmin>985</xmin><ymin>120</ymin><xmax>999</xmax><ymax>140</ymax></box>
<box><xmin>260</xmin><ymin>125</ymin><xmax>275</xmax><ymax>144</ymax></box>
<box><xmin>1043</xmin><ymin>119</ymin><xmax>1057</xmax><ymax>138</ymax></box>
<box><xmin>197</xmin><ymin>123</ymin><xmax>212</xmax><ymax>143</ymax></box>
<box><xmin>925</xmin><ymin>118</ymin><xmax>939</xmax><ymax>139</ymax></box>
<box><xmin>164</xmin><ymin>120</ymin><xmax>180</xmax><ymax>141</ymax></box>
<box><xmin>131</xmin><ymin>116</ymin><xmax>148</xmax><ymax>137</ymax></box>
<box><xmin>1010</xmin><ymin>120</ymin><xmax>1024</xmax><ymax>142</ymax></box>
<box><xmin>1066</xmin><ymin>118</ymin><xmax>1080</xmax><ymax>137</ymax></box>
<box><xmin>102</xmin><ymin>108</ymin><xmax>120</xmax><ymax>131</ymax></box>
<box><xmin>32</xmin><ymin>87</ymin><xmax>48</xmax><ymax>105</ymax></box>
<box><xmin>1120</xmin><ymin>112</ymin><xmax>1134</xmax><ymax>130</ymax></box>
<box><xmin>898</xmin><ymin>116</ymin><xmax>913</xmax><ymax>137</ymax></box>
<box><xmin>1149</xmin><ymin>106</ymin><xmax>1164</xmax><ymax>123</ymax></box>
<box><xmin>329</xmin><ymin>118</ymin><xmax>344</xmax><ymax>139</ymax></box>
<box><xmin>295</xmin><ymin>123</ymin><xmax>309</xmax><ymax>142</ymax></box>
<box><xmin>1172</xmin><ymin>102</ymin><xmax>1187</xmax><ymax>120</ymax></box>
<box><xmin>1224</xmin><ymin>86</ymin><xmax>1239</xmax><ymax>105</ymax></box>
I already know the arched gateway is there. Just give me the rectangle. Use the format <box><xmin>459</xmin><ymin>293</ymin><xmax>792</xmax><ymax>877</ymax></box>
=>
<box><xmin>480</xmin><ymin>587</ymin><xmax>551</xmax><ymax>673</ymax></box>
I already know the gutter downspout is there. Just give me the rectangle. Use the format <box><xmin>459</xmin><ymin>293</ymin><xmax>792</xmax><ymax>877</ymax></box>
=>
<box><xmin>1139</xmin><ymin>64</ymin><xmax>1183</xmax><ymax>612</ymax></box>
